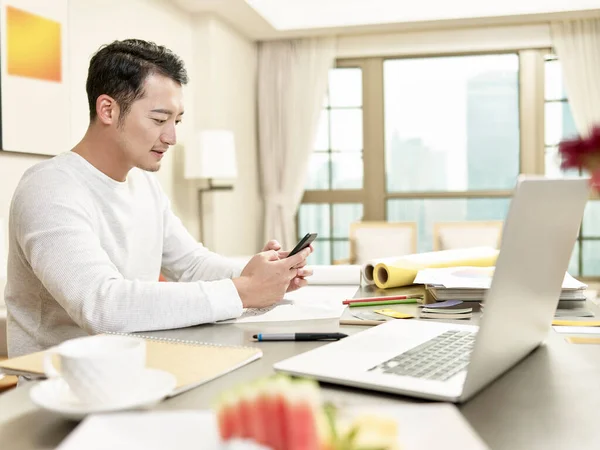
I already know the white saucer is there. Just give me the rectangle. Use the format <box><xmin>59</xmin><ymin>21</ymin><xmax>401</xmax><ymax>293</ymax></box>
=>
<box><xmin>30</xmin><ymin>368</ymin><xmax>176</xmax><ymax>420</ymax></box>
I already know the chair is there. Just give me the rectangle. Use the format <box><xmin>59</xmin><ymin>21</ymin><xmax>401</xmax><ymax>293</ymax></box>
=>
<box><xmin>433</xmin><ymin>221</ymin><xmax>503</xmax><ymax>251</ymax></box>
<box><xmin>338</xmin><ymin>221</ymin><xmax>418</xmax><ymax>265</ymax></box>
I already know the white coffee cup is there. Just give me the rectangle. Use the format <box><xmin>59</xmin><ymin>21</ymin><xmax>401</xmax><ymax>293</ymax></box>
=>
<box><xmin>43</xmin><ymin>335</ymin><xmax>146</xmax><ymax>406</ymax></box>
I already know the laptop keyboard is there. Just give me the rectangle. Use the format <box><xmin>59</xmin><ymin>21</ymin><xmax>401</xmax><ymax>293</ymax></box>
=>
<box><xmin>368</xmin><ymin>330</ymin><xmax>476</xmax><ymax>381</ymax></box>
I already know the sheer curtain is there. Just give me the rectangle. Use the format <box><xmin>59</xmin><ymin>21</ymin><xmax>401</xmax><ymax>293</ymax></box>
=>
<box><xmin>551</xmin><ymin>19</ymin><xmax>600</xmax><ymax>136</ymax></box>
<box><xmin>257</xmin><ymin>38</ymin><xmax>336</xmax><ymax>249</ymax></box>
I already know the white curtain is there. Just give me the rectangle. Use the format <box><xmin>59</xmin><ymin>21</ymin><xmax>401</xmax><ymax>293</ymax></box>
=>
<box><xmin>551</xmin><ymin>19</ymin><xmax>600</xmax><ymax>136</ymax></box>
<box><xmin>257</xmin><ymin>38</ymin><xmax>336</xmax><ymax>249</ymax></box>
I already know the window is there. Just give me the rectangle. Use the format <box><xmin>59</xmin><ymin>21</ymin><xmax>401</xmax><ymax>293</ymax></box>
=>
<box><xmin>299</xmin><ymin>51</ymin><xmax>594</xmax><ymax>280</ymax></box>
<box><xmin>544</xmin><ymin>55</ymin><xmax>600</xmax><ymax>277</ymax></box>
<box><xmin>385</xmin><ymin>54</ymin><xmax>520</xmax><ymax>252</ymax></box>
<box><xmin>299</xmin><ymin>67</ymin><xmax>364</xmax><ymax>265</ymax></box>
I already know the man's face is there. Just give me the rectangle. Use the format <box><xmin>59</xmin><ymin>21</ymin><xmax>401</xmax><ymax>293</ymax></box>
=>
<box><xmin>116</xmin><ymin>73</ymin><xmax>184</xmax><ymax>173</ymax></box>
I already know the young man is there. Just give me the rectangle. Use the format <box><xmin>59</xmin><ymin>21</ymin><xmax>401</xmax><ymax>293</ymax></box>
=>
<box><xmin>5</xmin><ymin>39</ymin><xmax>312</xmax><ymax>358</ymax></box>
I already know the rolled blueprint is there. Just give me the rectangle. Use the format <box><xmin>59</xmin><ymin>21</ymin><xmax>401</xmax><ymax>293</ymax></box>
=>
<box><xmin>373</xmin><ymin>247</ymin><xmax>499</xmax><ymax>290</ymax></box>
<box><xmin>361</xmin><ymin>256</ymin><xmax>406</xmax><ymax>286</ymax></box>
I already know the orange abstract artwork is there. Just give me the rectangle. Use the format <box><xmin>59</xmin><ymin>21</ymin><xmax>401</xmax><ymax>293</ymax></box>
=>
<box><xmin>6</xmin><ymin>5</ymin><xmax>62</xmax><ymax>82</ymax></box>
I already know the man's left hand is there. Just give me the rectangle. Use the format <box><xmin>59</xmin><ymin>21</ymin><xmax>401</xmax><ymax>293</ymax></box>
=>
<box><xmin>262</xmin><ymin>240</ymin><xmax>313</xmax><ymax>292</ymax></box>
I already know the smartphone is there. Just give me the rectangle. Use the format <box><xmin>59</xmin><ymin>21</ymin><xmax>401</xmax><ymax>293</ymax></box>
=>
<box><xmin>287</xmin><ymin>233</ymin><xmax>317</xmax><ymax>257</ymax></box>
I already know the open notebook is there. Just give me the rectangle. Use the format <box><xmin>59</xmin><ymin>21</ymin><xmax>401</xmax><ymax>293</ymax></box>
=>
<box><xmin>0</xmin><ymin>334</ymin><xmax>262</xmax><ymax>397</ymax></box>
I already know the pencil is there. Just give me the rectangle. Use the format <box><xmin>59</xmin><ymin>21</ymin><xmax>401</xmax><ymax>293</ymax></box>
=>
<box><xmin>343</xmin><ymin>295</ymin><xmax>422</xmax><ymax>305</ymax></box>
<box><xmin>347</xmin><ymin>299</ymin><xmax>420</xmax><ymax>307</ymax></box>
<box><xmin>340</xmin><ymin>319</ymin><xmax>385</xmax><ymax>326</ymax></box>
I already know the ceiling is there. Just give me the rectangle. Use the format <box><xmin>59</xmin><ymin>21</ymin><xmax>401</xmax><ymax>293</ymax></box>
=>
<box><xmin>171</xmin><ymin>0</ymin><xmax>600</xmax><ymax>40</ymax></box>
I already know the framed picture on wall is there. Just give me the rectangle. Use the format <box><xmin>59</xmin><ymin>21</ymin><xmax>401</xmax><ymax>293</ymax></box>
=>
<box><xmin>0</xmin><ymin>0</ymin><xmax>69</xmax><ymax>156</ymax></box>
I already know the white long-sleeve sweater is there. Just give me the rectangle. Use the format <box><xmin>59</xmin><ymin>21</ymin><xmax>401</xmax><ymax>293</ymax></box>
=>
<box><xmin>5</xmin><ymin>152</ymin><xmax>244</xmax><ymax>357</ymax></box>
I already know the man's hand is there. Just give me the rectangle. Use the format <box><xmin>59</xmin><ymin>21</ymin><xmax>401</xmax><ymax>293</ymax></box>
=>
<box><xmin>262</xmin><ymin>239</ymin><xmax>313</xmax><ymax>292</ymax></box>
<box><xmin>233</xmin><ymin>248</ymin><xmax>311</xmax><ymax>309</ymax></box>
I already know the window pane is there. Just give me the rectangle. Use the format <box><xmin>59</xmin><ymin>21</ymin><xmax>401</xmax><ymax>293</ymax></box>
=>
<box><xmin>582</xmin><ymin>201</ymin><xmax>600</xmax><ymax>238</ymax></box>
<box><xmin>582</xmin><ymin>241</ymin><xmax>600</xmax><ymax>277</ymax></box>
<box><xmin>331</xmin><ymin>152</ymin><xmax>363</xmax><ymax>189</ymax></box>
<box><xmin>545</xmin><ymin>102</ymin><xmax>578</xmax><ymax>146</ymax></box>
<box><xmin>298</xmin><ymin>204</ymin><xmax>330</xmax><ymax>238</ymax></box>
<box><xmin>330</xmin><ymin>109</ymin><xmax>363</xmax><ymax>151</ymax></box>
<box><xmin>314</xmin><ymin>110</ymin><xmax>329</xmax><ymax>151</ymax></box>
<box><xmin>305</xmin><ymin>153</ymin><xmax>329</xmax><ymax>190</ymax></box>
<box><xmin>328</xmin><ymin>68</ymin><xmax>362</xmax><ymax>108</ymax></box>
<box><xmin>384</xmin><ymin>54</ymin><xmax>520</xmax><ymax>192</ymax></box>
<box><xmin>545</xmin><ymin>60</ymin><xmax>568</xmax><ymax>101</ymax></box>
<box><xmin>333</xmin><ymin>203</ymin><xmax>363</xmax><ymax>238</ymax></box>
<box><xmin>386</xmin><ymin>198</ymin><xmax>510</xmax><ymax>253</ymax></box>
<box><xmin>544</xmin><ymin>146</ymin><xmax>580</xmax><ymax>178</ymax></box>
<box><xmin>308</xmin><ymin>241</ymin><xmax>331</xmax><ymax>265</ymax></box>
<box><xmin>568</xmin><ymin>242</ymin><xmax>580</xmax><ymax>277</ymax></box>
<box><xmin>333</xmin><ymin>240</ymin><xmax>351</xmax><ymax>264</ymax></box>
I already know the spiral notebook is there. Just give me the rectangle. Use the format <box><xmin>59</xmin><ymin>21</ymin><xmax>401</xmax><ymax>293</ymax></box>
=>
<box><xmin>0</xmin><ymin>335</ymin><xmax>262</xmax><ymax>397</ymax></box>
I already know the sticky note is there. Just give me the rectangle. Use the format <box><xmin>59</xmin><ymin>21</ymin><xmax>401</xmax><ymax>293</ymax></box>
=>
<box><xmin>552</xmin><ymin>320</ymin><xmax>600</xmax><ymax>327</ymax></box>
<box><xmin>374</xmin><ymin>309</ymin><xmax>414</xmax><ymax>319</ymax></box>
<box><xmin>565</xmin><ymin>337</ymin><xmax>600</xmax><ymax>345</ymax></box>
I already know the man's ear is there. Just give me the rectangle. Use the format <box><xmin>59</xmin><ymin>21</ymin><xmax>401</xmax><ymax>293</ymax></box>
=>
<box><xmin>96</xmin><ymin>94</ymin><xmax>119</xmax><ymax>125</ymax></box>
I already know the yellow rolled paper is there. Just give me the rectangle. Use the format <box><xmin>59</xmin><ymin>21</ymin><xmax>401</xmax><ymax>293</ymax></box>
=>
<box><xmin>373</xmin><ymin>247</ymin><xmax>499</xmax><ymax>289</ymax></box>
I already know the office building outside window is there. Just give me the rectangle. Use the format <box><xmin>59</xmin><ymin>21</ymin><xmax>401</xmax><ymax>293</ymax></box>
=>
<box><xmin>385</xmin><ymin>54</ymin><xmax>519</xmax><ymax>252</ymax></box>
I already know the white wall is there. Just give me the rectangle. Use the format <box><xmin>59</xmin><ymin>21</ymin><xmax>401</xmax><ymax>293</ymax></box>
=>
<box><xmin>191</xmin><ymin>15</ymin><xmax>261</xmax><ymax>256</ymax></box>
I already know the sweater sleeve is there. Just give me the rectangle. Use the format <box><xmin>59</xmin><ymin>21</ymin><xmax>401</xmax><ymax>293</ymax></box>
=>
<box><xmin>13</xmin><ymin>171</ymin><xmax>243</xmax><ymax>335</ymax></box>
<box><xmin>159</xmin><ymin>194</ymin><xmax>246</xmax><ymax>282</ymax></box>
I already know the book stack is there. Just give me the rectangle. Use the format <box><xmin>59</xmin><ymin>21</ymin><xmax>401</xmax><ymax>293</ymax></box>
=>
<box><xmin>414</xmin><ymin>267</ymin><xmax>587</xmax><ymax>306</ymax></box>
<box><xmin>417</xmin><ymin>300</ymin><xmax>472</xmax><ymax>320</ymax></box>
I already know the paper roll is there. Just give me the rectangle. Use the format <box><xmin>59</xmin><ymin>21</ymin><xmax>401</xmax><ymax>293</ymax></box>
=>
<box><xmin>373</xmin><ymin>247</ymin><xmax>499</xmax><ymax>289</ymax></box>
<box><xmin>307</xmin><ymin>265</ymin><xmax>361</xmax><ymax>285</ymax></box>
<box><xmin>361</xmin><ymin>256</ymin><xmax>406</xmax><ymax>286</ymax></box>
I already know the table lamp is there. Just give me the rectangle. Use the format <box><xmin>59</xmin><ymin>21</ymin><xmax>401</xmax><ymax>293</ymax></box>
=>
<box><xmin>185</xmin><ymin>130</ymin><xmax>238</xmax><ymax>242</ymax></box>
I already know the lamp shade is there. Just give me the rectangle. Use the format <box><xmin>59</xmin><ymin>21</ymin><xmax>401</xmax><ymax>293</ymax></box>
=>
<box><xmin>184</xmin><ymin>130</ymin><xmax>237</xmax><ymax>180</ymax></box>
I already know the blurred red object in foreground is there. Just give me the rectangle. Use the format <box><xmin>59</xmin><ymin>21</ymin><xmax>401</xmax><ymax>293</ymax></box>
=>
<box><xmin>559</xmin><ymin>126</ymin><xmax>600</xmax><ymax>189</ymax></box>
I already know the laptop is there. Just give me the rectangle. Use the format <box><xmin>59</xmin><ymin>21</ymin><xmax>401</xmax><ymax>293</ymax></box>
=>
<box><xmin>274</xmin><ymin>176</ymin><xmax>590</xmax><ymax>402</ymax></box>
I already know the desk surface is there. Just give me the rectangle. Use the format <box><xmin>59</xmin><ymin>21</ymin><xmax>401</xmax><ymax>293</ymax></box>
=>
<box><xmin>1</xmin><ymin>285</ymin><xmax>600</xmax><ymax>450</ymax></box>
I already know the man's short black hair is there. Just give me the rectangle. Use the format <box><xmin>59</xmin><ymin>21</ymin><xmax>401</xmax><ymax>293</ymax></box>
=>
<box><xmin>86</xmin><ymin>39</ymin><xmax>188</xmax><ymax>123</ymax></box>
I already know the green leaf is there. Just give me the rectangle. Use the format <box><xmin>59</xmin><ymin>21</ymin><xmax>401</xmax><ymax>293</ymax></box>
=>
<box><xmin>324</xmin><ymin>402</ymin><xmax>339</xmax><ymax>442</ymax></box>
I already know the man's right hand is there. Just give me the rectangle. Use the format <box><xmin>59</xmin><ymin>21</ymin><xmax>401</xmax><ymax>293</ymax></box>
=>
<box><xmin>232</xmin><ymin>248</ymin><xmax>311</xmax><ymax>309</ymax></box>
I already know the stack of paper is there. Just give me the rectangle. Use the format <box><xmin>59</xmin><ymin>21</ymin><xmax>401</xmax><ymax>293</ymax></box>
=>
<box><xmin>414</xmin><ymin>267</ymin><xmax>587</xmax><ymax>302</ymax></box>
<box><xmin>418</xmin><ymin>300</ymin><xmax>473</xmax><ymax>319</ymax></box>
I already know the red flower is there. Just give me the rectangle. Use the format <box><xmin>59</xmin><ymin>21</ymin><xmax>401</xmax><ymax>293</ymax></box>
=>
<box><xmin>558</xmin><ymin>126</ymin><xmax>600</xmax><ymax>189</ymax></box>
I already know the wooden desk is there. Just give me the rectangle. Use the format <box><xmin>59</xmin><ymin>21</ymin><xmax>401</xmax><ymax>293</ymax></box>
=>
<box><xmin>0</xmin><ymin>286</ymin><xmax>599</xmax><ymax>450</ymax></box>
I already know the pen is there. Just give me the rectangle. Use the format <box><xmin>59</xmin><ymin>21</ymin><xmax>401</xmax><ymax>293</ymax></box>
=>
<box><xmin>339</xmin><ymin>319</ymin><xmax>385</xmax><ymax>326</ymax></box>
<box><xmin>343</xmin><ymin>295</ymin><xmax>422</xmax><ymax>305</ymax></box>
<box><xmin>252</xmin><ymin>333</ymin><xmax>348</xmax><ymax>342</ymax></box>
<box><xmin>348</xmin><ymin>299</ymin><xmax>419</xmax><ymax>307</ymax></box>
